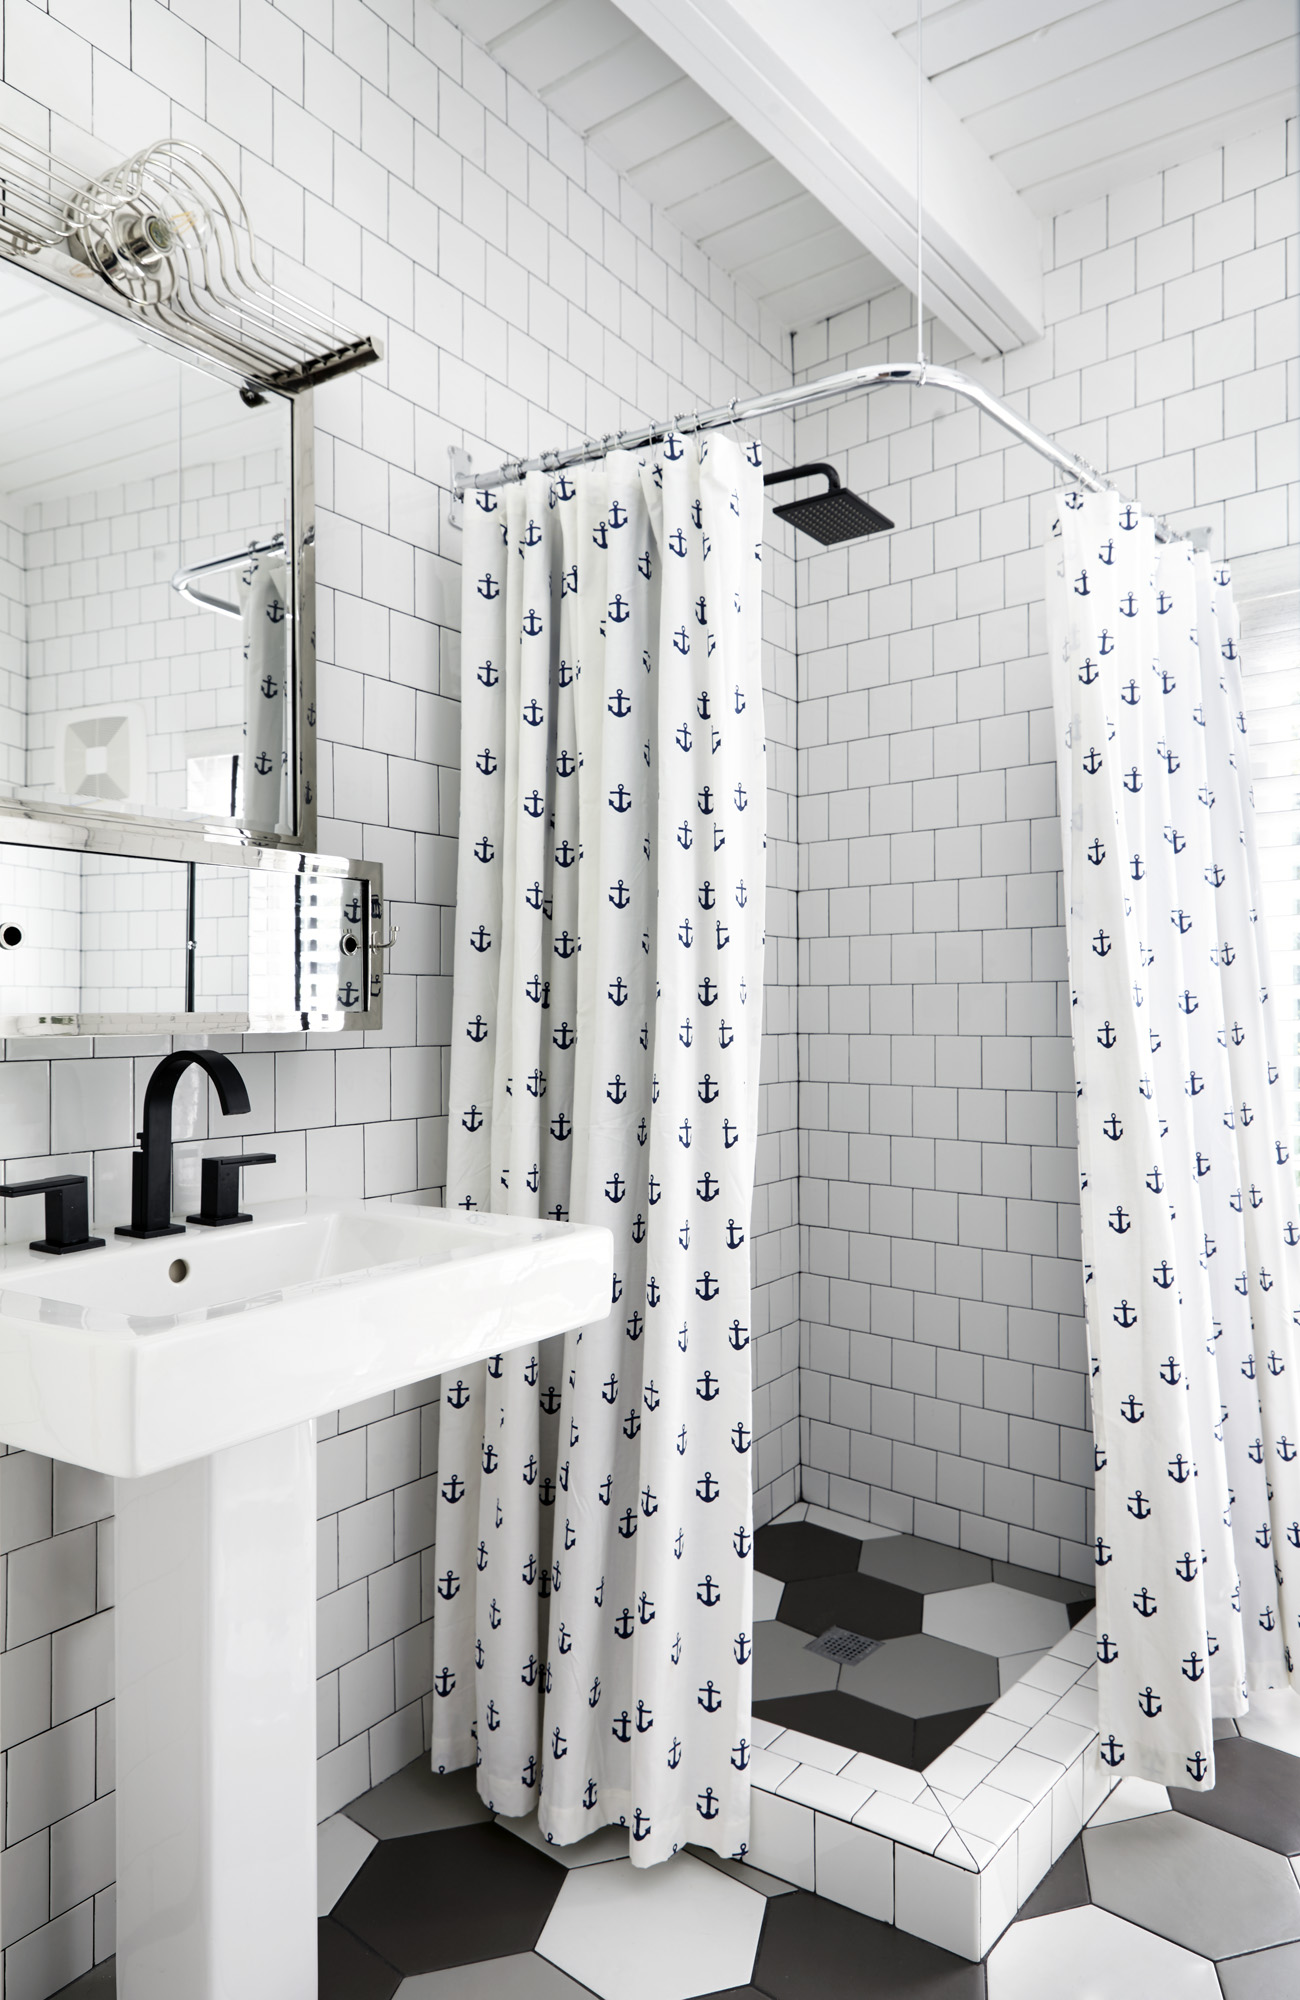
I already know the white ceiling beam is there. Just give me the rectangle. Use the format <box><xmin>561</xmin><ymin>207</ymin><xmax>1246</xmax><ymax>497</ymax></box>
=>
<box><xmin>606</xmin><ymin>0</ymin><xmax>1043</xmax><ymax>356</ymax></box>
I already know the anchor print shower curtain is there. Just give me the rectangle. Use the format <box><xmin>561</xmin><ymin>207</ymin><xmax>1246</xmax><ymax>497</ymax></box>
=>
<box><xmin>238</xmin><ymin>551</ymin><xmax>290</xmax><ymax>834</ymax></box>
<box><xmin>1047</xmin><ymin>488</ymin><xmax>1300</xmax><ymax>1790</ymax></box>
<box><xmin>434</xmin><ymin>431</ymin><xmax>766</xmax><ymax>1865</ymax></box>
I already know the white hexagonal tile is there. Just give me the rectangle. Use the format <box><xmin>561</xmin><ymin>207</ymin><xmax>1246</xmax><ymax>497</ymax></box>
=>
<box><xmin>754</xmin><ymin>1568</ymin><xmax>784</xmax><ymax>1620</ymax></box>
<box><xmin>535</xmin><ymin>1851</ymin><xmax>765</xmax><ymax>2000</ymax></box>
<box><xmin>988</xmin><ymin>1905</ymin><xmax>1220</xmax><ymax>2000</ymax></box>
<box><xmin>923</xmin><ymin>1583</ymin><xmax>1069</xmax><ymax>1659</ymax></box>
<box><xmin>317</xmin><ymin>1811</ymin><xmax>375</xmax><ymax>1916</ymax></box>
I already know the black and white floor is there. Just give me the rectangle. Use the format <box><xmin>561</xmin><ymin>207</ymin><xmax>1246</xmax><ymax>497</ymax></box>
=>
<box><xmin>50</xmin><ymin>1519</ymin><xmax>1300</xmax><ymax>1999</ymax></box>
<box><xmin>52</xmin><ymin>1716</ymin><xmax>1300</xmax><ymax>1998</ymax></box>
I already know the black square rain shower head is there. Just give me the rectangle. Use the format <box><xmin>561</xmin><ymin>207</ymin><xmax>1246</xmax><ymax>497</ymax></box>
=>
<box><xmin>763</xmin><ymin>461</ymin><xmax>893</xmax><ymax>544</ymax></box>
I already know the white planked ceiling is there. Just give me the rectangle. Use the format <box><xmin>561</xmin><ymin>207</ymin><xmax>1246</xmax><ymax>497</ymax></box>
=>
<box><xmin>434</xmin><ymin>0</ymin><xmax>898</xmax><ymax>331</ymax></box>
<box><xmin>436</xmin><ymin>0</ymin><xmax>1297</xmax><ymax>334</ymax></box>
<box><xmin>884</xmin><ymin>0</ymin><xmax>1299</xmax><ymax>218</ymax></box>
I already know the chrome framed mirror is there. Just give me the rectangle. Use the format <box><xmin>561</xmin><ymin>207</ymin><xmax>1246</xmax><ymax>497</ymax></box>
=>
<box><xmin>0</xmin><ymin>126</ymin><xmax>379</xmax><ymax>860</ymax></box>
<box><xmin>0</xmin><ymin>814</ymin><xmax>385</xmax><ymax>1036</ymax></box>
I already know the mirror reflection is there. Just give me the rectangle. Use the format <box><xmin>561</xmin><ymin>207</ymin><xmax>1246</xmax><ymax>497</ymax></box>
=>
<box><xmin>0</xmin><ymin>839</ymin><xmax>378</xmax><ymax>1034</ymax></box>
<box><xmin>0</xmin><ymin>255</ymin><xmax>294</xmax><ymax>834</ymax></box>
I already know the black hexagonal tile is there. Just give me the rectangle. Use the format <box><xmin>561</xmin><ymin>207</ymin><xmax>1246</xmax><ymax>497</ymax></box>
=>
<box><xmin>319</xmin><ymin>1916</ymin><xmax>401</xmax><ymax>2000</ymax></box>
<box><xmin>1169</xmin><ymin>1734</ymin><xmax>1300</xmax><ymax>1856</ymax></box>
<box><xmin>755</xmin><ymin>1522</ymin><xmax>862</xmax><ymax>1581</ymax></box>
<box><xmin>331</xmin><ymin>1822</ymin><xmax>565</xmax><ymax>1975</ymax></box>
<box><xmin>753</xmin><ymin>1889</ymin><xmax>986</xmax><ymax>1996</ymax></box>
<box><xmin>777</xmin><ymin>1569</ymin><xmax>923</xmax><ymax>1640</ymax></box>
<box><xmin>755</xmin><ymin>1691</ymin><xmax>913</xmax><ymax>1764</ymax></box>
<box><xmin>753</xmin><ymin>1690</ymin><xmax>987</xmax><ymax>1769</ymax></box>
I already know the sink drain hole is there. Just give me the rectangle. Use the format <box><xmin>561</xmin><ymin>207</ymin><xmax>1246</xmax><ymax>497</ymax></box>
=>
<box><xmin>168</xmin><ymin>1258</ymin><xmax>190</xmax><ymax>1284</ymax></box>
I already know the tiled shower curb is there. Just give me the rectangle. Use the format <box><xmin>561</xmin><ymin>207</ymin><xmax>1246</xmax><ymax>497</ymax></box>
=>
<box><xmin>745</xmin><ymin>1609</ymin><xmax>1118</xmax><ymax>1960</ymax></box>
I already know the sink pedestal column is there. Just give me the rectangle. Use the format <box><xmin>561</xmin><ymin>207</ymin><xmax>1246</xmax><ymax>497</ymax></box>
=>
<box><xmin>115</xmin><ymin>1421</ymin><xmax>318</xmax><ymax>1999</ymax></box>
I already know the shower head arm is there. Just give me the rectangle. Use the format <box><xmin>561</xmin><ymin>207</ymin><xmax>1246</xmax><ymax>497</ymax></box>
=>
<box><xmin>761</xmin><ymin>462</ymin><xmax>844</xmax><ymax>495</ymax></box>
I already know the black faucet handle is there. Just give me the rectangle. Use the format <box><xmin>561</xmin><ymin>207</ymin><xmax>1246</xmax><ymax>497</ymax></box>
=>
<box><xmin>187</xmin><ymin>1153</ymin><xmax>277</xmax><ymax>1228</ymax></box>
<box><xmin>0</xmin><ymin>1175</ymin><xmax>104</xmax><ymax>1256</ymax></box>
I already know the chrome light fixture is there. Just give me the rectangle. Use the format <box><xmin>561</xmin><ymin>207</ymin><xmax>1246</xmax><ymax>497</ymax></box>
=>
<box><xmin>0</xmin><ymin>126</ymin><xmax>379</xmax><ymax>391</ymax></box>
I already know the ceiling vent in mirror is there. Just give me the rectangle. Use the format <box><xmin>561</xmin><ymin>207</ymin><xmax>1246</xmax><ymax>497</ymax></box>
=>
<box><xmin>0</xmin><ymin>127</ymin><xmax>379</xmax><ymax>393</ymax></box>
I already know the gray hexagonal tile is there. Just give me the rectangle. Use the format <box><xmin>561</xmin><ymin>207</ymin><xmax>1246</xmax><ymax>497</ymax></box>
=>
<box><xmin>754</xmin><ymin>1618</ymin><xmax>839</xmax><ymax>1701</ymax></box>
<box><xmin>1084</xmin><ymin>1811</ymin><xmax>1300</xmax><ymax>1961</ymax></box>
<box><xmin>345</xmin><ymin>1759</ymin><xmax>491</xmax><ymax>1840</ymax></box>
<box><xmin>839</xmin><ymin>1632</ymin><xmax>999</xmax><ymax>1718</ymax></box>
<box><xmin>922</xmin><ymin>1582</ymin><xmax>1069</xmax><ymax>1658</ymax></box>
<box><xmin>1217</xmin><ymin>1940</ymin><xmax>1300</xmax><ymax>2000</ymax></box>
<box><xmin>497</xmin><ymin>1812</ymin><xmax>629</xmax><ymax>1868</ymax></box>
<box><xmin>394</xmin><ymin>1956</ymin><xmax>594</xmax><ymax>1997</ymax></box>
<box><xmin>857</xmin><ymin>1533</ymin><xmax>992</xmax><ymax>1595</ymax></box>
<box><xmin>987</xmin><ymin>1905</ymin><xmax>1219</xmax><ymax>2000</ymax></box>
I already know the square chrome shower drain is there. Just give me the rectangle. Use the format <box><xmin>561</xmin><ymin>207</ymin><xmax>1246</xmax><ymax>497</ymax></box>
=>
<box><xmin>804</xmin><ymin>1626</ymin><xmax>882</xmax><ymax>1667</ymax></box>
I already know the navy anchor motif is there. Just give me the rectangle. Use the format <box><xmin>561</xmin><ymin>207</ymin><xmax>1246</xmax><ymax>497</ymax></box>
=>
<box><xmin>434</xmin><ymin>433</ymin><xmax>766</xmax><ymax>1866</ymax></box>
<box><xmin>1049</xmin><ymin>486</ymin><xmax>1300</xmax><ymax>1796</ymax></box>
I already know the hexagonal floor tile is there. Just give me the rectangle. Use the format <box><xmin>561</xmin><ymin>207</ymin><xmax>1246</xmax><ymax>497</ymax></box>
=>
<box><xmin>922</xmin><ymin>1582</ymin><xmax>1069</xmax><ymax>1658</ymax></box>
<box><xmin>393</xmin><ymin>1954</ymin><xmax>596</xmax><ymax>1996</ymax></box>
<box><xmin>753</xmin><ymin>1889</ymin><xmax>986</xmax><ymax>1999</ymax></box>
<box><xmin>1086</xmin><ymin>1777</ymin><xmax>1170</xmax><ymax>1828</ymax></box>
<box><xmin>497</xmin><ymin>1811</ymin><xmax>630</xmax><ymax>1867</ymax></box>
<box><xmin>857</xmin><ymin>1533</ymin><xmax>993</xmax><ymax>1595</ymax></box>
<box><xmin>839</xmin><ymin>1632</ymin><xmax>999</xmax><ymax>1718</ymax></box>
<box><xmin>992</xmin><ymin>1560</ymin><xmax>1094</xmax><ymax>1621</ymax></box>
<box><xmin>754</xmin><ymin>1568</ymin><xmax>784</xmax><ymax>1620</ymax></box>
<box><xmin>46</xmin><ymin>1968</ymin><xmax>115</xmax><ymax>2000</ymax></box>
<box><xmin>1169</xmin><ymin>1735</ymin><xmax>1300</xmax><ymax>1855</ymax></box>
<box><xmin>332</xmin><ymin>1824</ymin><xmax>565</xmax><ymax>1976</ymax></box>
<box><xmin>1084</xmin><ymin>1810</ymin><xmax>1300</xmax><ymax>1961</ymax></box>
<box><xmin>535</xmin><ymin>1852</ymin><xmax>764</xmax><ymax>2000</ymax></box>
<box><xmin>754</xmin><ymin>1521</ymin><xmax>861</xmax><ymax>1581</ymax></box>
<box><xmin>1217</xmin><ymin>1939</ymin><xmax>1300</xmax><ymax>1999</ymax></box>
<box><xmin>777</xmin><ymin>1570</ymin><xmax>923</xmax><ymax>1640</ymax></box>
<box><xmin>754</xmin><ymin>1618</ymin><xmax>840</xmax><ymax>1701</ymax></box>
<box><xmin>1013</xmin><ymin>1835</ymin><xmax>1089</xmax><ymax>1923</ymax></box>
<box><xmin>987</xmin><ymin>1905</ymin><xmax>1220</xmax><ymax>1999</ymax></box>
<box><xmin>319</xmin><ymin>1917</ymin><xmax>401</xmax><ymax>2000</ymax></box>
<box><xmin>345</xmin><ymin>1759</ymin><xmax>491</xmax><ymax>1840</ymax></box>
<box><xmin>320</xmin><ymin>1811</ymin><xmax>379</xmax><ymax>1915</ymax></box>
<box><xmin>752</xmin><ymin>1689</ymin><xmax>987</xmax><ymax>1770</ymax></box>
<box><xmin>1240</xmin><ymin>1689</ymin><xmax>1300</xmax><ymax>1759</ymax></box>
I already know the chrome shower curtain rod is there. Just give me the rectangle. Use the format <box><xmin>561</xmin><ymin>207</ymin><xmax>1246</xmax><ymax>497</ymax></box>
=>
<box><xmin>455</xmin><ymin>359</ymin><xmax>1181</xmax><ymax>543</ymax></box>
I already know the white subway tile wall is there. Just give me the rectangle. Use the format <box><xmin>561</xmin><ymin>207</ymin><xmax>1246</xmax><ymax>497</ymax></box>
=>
<box><xmin>0</xmin><ymin>4</ymin><xmax>799</xmax><ymax>1996</ymax></box>
<box><xmin>792</xmin><ymin>118</ymin><xmax>1298</xmax><ymax>1578</ymax></box>
<box><xmin>21</xmin><ymin>447</ymin><xmax>286</xmax><ymax>818</ymax></box>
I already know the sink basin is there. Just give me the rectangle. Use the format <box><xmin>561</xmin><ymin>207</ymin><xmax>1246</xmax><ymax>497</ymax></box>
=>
<box><xmin>0</xmin><ymin>1196</ymin><xmax>611</xmax><ymax>1476</ymax></box>
<box><xmin>0</xmin><ymin>1194</ymin><xmax>611</xmax><ymax>2000</ymax></box>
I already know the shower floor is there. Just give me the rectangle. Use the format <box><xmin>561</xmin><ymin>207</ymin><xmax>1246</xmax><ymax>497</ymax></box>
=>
<box><xmin>751</xmin><ymin>1513</ymin><xmax>1095</xmax><ymax>1771</ymax></box>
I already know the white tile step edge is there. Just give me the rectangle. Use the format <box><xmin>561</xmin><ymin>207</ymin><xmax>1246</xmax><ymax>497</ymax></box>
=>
<box><xmin>746</xmin><ymin>1608</ymin><xmax>1119</xmax><ymax>1961</ymax></box>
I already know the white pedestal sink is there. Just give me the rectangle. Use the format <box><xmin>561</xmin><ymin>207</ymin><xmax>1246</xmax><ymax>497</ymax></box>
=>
<box><xmin>0</xmin><ymin>1199</ymin><xmax>611</xmax><ymax>2000</ymax></box>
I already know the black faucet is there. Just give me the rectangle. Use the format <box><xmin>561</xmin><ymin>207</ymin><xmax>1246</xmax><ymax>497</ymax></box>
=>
<box><xmin>115</xmin><ymin>1051</ymin><xmax>252</xmax><ymax>1240</ymax></box>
